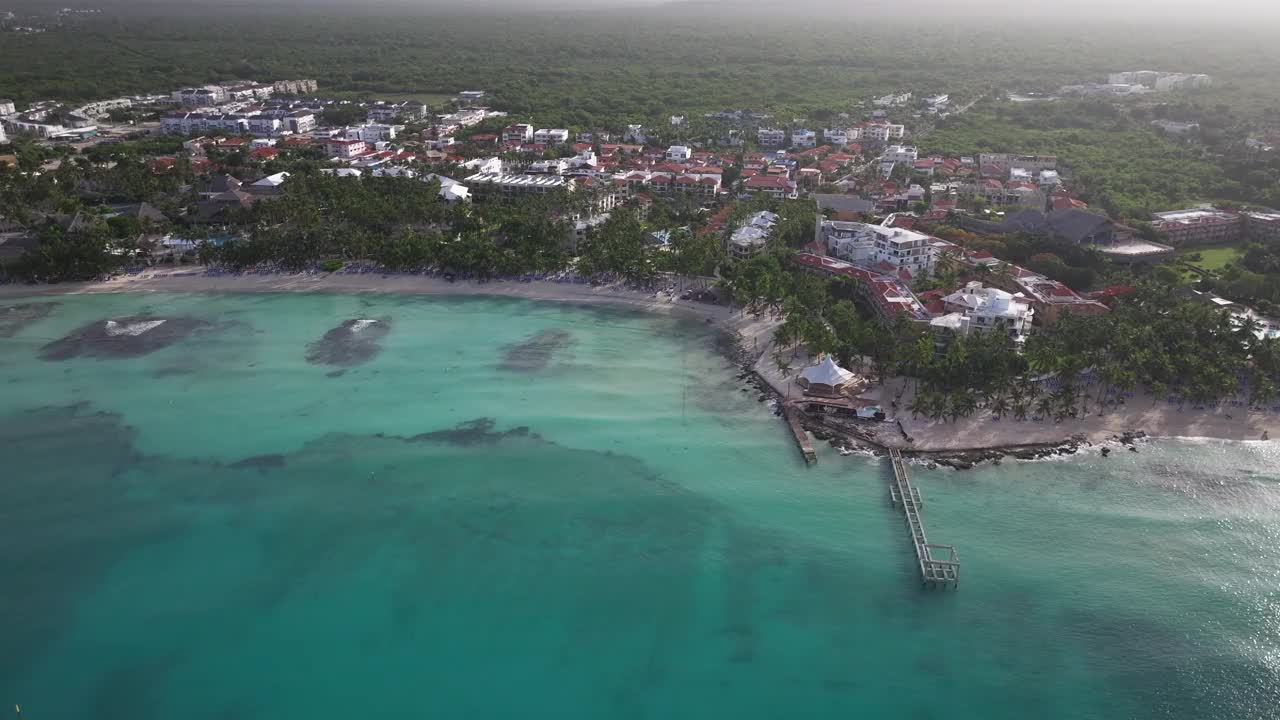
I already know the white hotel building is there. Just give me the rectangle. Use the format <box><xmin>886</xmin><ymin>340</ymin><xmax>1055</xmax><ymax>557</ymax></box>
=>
<box><xmin>930</xmin><ymin>281</ymin><xmax>1035</xmax><ymax>344</ymax></box>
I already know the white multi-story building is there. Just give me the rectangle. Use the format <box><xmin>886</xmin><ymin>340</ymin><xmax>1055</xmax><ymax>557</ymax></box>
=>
<box><xmin>161</xmin><ymin>112</ymin><xmax>247</xmax><ymax>135</ymax></box>
<box><xmin>222</xmin><ymin>83</ymin><xmax>275</xmax><ymax>102</ymax></box>
<box><xmin>459</xmin><ymin>156</ymin><xmax>504</xmax><ymax>175</ymax></box>
<box><xmin>882</xmin><ymin>145</ymin><xmax>918</xmax><ymax>163</ymax></box>
<box><xmin>0</xmin><ymin>124</ymin><xmax>6</xmax><ymax>143</ymax></box>
<box><xmin>462</xmin><ymin>173</ymin><xmax>573</xmax><ymax>202</ymax></box>
<box><xmin>273</xmin><ymin>79</ymin><xmax>318</xmax><ymax>95</ymax></box>
<box><xmin>823</xmin><ymin>127</ymin><xmax>850</xmax><ymax>145</ymax></box>
<box><xmin>863</xmin><ymin>122</ymin><xmax>905</xmax><ymax>141</ymax></box>
<box><xmin>367</xmin><ymin>101</ymin><xmax>425</xmax><ymax>123</ymax></box>
<box><xmin>75</xmin><ymin>97</ymin><xmax>132</xmax><ymax>118</ymax></box>
<box><xmin>0</xmin><ymin>99</ymin><xmax>16</xmax><ymax>116</ymax></box>
<box><xmin>870</xmin><ymin>225</ymin><xmax>935</xmax><ymax>278</ymax></box>
<box><xmin>666</xmin><ymin>145</ymin><xmax>692</xmax><ymax>162</ymax></box>
<box><xmin>874</xmin><ymin>92</ymin><xmax>912</xmax><ymax>107</ymax></box>
<box><xmin>930</xmin><ymin>281</ymin><xmax>1035</xmax><ymax>343</ymax></box>
<box><xmin>924</xmin><ymin>94</ymin><xmax>950</xmax><ymax>110</ymax></box>
<box><xmin>528</xmin><ymin>158</ymin><xmax>568</xmax><ymax>175</ymax></box>
<box><xmin>502</xmin><ymin>123</ymin><xmax>534</xmax><ymax>144</ymax></box>
<box><xmin>821</xmin><ymin>220</ymin><xmax>877</xmax><ymax>264</ymax></box>
<box><xmin>326</xmin><ymin>138</ymin><xmax>368</xmax><ymax>159</ymax></box>
<box><xmin>729</xmin><ymin>211</ymin><xmax>779</xmax><ymax>261</ymax></box>
<box><xmin>758</xmin><ymin>127</ymin><xmax>787</xmax><ymax>146</ymax></box>
<box><xmin>172</xmin><ymin>86</ymin><xmax>227</xmax><ymax>107</ymax></box>
<box><xmin>246</xmin><ymin>116</ymin><xmax>282</xmax><ymax>137</ymax></box>
<box><xmin>439</xmin><ymin>108</ymin><xmax>486</xmax><ymax>128</ymax></box>
<box><xmin>534</xmin><ymin>128</ymin><xmax>569</xmax><ymax>145</ymax></box>
<box><xmin>286</xmin><ymin>112</ymin><xmax>316</xmax><ymax>135</ymax></box>
<box><xmin>791</xmin><ymin>129</ymin><xmax>817</xmax><ymax>148</ymax></box>
<box><xmin>347</xmin><ymin>123</ymin><xmax>401</xmax><ymax>143</ymax></box>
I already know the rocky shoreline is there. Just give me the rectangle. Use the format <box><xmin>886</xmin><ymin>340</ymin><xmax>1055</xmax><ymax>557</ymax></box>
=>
<box><xmin>734</xmin><ymin>365</ymin><xmax>1154</xmax><ymax>470</ymax></box>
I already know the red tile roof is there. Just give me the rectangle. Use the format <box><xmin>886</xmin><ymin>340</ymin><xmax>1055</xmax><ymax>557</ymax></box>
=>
<box><xmin>745</xmin><ymin>175</ymin><xmax>794</xmax><ymax>190</ymax></box>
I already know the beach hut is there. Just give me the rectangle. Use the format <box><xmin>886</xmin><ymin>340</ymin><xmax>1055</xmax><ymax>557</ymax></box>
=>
<box><xmin>797</xmin><ymin>356</ymin><xmax>857</xmax><ymax>396</ymax></box>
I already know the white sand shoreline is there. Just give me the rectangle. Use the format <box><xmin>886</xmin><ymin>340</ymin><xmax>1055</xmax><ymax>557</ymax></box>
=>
<box><xmin>7</xmin><ymin>267</ymin><xmax>1274</xmax><ymax>452</ymax></box>
<box><xmin>0</xmin><ymin>265</ymin><xmax>779</xmax><ymax>359</ymax></box>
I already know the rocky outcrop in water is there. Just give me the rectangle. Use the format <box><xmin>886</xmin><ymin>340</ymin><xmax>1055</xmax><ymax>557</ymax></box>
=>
<box><xmin>499</xmin><ymin>328</ymin><xmax>574</xmax><ymax>373</ymax></box>
<box><xmin>0</xmin><ymin>302</ymin><xmax>58</xmax><ymax>338</ymax></box>
<box><xmin>305</xmin><ymin>317</ymin><xmax>392</xmax><ymax>368</ymax></box>
<box><xmin>39</xmin><ymin>316</ymin><xmax>213</xmax><ymax>361</ymax></box>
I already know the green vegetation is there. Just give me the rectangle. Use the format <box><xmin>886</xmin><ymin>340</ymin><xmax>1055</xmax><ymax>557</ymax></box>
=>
<box><xmin>4</xmin><ymin>10</ymin><xmax>1280</xmax><ymax>130</ymax></box>
<box><xmin>1179</xmin><ymin>245</ymin><xmax>1242</xmax><ymax>272</ymax></box>
<box><xmin>922</xmin><ymin>101</ymin><xmax>1270</xmax><ymax>221</ymax></box>
<box><xmin>730</xmin><ymin>250</ymin><xmax>1280</xmax><ymax>419</ymax></box>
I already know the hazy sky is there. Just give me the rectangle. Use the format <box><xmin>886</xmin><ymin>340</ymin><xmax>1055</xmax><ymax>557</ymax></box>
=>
<box><xmin>63</xmin><ymin>0</ymin><xmax>1280</xmax><ymax>24</ymax></box>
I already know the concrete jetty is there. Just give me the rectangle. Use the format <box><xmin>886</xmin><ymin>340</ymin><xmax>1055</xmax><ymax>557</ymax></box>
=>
<box><xmin>781</xmin><ymin>404</ymin><xmax>818</xmax><ymax>464</ymax></box>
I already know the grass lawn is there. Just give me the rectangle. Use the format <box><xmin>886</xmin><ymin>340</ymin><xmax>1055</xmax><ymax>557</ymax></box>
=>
<box><xmin>1180</xmin><ymin>244</ymin><xmax>1243</xmax><ymax>272</ymax></box>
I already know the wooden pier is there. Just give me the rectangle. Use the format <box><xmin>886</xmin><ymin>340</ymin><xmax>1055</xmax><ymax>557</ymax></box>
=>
<box><xmin>888</xmin><ymin>449</ymin><xmax>960</xmax><ymax>588</ymax></box>
<box><xmin>781</xmin><ymin>405</ymin><xmax>818</xmax><ymax>464</ymax></box>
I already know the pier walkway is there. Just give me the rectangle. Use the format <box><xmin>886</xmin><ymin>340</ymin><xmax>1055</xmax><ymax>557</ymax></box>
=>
<box><xmin>781</xmin><ymin>405</ymin><xmax>817</xmax><ymax>464</ymax></box>
<box><xmin>888</xmin><ymin>449</ymin><xmax>960</xmax><ymax>588</ymax></box>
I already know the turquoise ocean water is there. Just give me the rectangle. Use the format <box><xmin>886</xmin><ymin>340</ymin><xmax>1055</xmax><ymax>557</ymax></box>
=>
<box><xmin>2</xmin><ymin>292</ymin><xmax>1279</xmax><ymax>719</ymax></box>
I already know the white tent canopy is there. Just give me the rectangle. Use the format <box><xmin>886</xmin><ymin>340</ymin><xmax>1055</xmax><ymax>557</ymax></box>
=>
<box><xmin>799</xmin><ymin>356</ymin><xmax>855</xmax><ymax>389</ymax></box>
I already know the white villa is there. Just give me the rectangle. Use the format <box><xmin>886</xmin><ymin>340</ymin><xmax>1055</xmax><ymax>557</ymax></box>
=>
<box><xmin>729</xmin><ymin>211</ymin><xmax>779</xmax><ymax>261</ymax></box>
<box><xmin>929</xmin><ymin>281</ymin><xmax>1035</xmax><ymax>344</ymax></box>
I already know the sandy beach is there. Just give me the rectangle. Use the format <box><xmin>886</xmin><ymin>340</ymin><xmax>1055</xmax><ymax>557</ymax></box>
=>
<box><xmin>754</xmin><ymin>348</ymin><xmax>1279</xmax><ymax>452</ymax></box>
<box><xmin>7</xmin><ymin>266</ymin><xmax>1275</xmax><ymax>452</ymax></box>
<box><xmin>0</xmin><ymin>265</ymin><xmax>780</xmax><ymax>358</ymax></box>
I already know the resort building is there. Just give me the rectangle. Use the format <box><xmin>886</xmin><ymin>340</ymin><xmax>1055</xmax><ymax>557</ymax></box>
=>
<box><xmin>1010</xmin><ymin>269</ymin><xmax>1109</xmax><ymax>326</ymax></box>
<box><xmin>819</xmin><ymin>219</ymin><xmax>936</xmax><ymax>280</ymax></box>
<box><xmin>1151</xmin><ymin>207</ymin><xmax>1242</xmax><ymax>246</ymax></box>
<box><xmin>728</xmin><ymin>211</ymin><xmax>778</xmax><ymax>261</ymax></box>
<box><xmin>463</xmin><ymin>172</ymin><xmax>573</xmax><ymax>202</ymax></box>
<box><xmin>929</xmin><ymin>281</ymin><xmax>1034</xmax><ymax>344</ymax></box>
<box><xmin>792</xmin><ymin>253</ymin><xmax>932</xmax><ymax>324</ymax></box>
<box><xmin>821</xmin><ymin>220</ymin><xmax>876</xmax><ymax>264</ymax></box>
<box><xmin>1243</xmin><ymin>209</ymin><xmax>1280</xmax><ymax>244</ymax></box>
<box><xmin>870</xmin><ymin>225</ymin><xmax>936</xmax><ymax>280</ymax></box>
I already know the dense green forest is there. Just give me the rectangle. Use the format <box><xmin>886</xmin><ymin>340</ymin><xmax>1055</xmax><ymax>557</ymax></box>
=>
<box><xmin>3</xmin><ymin>8</ymin><xmax>1280</xmax><ymax>128</ymax></box>
<box><xmin>922</xmin><ymin>101</ymin><xmax>1279</xmax><ymax>220</ymax></box>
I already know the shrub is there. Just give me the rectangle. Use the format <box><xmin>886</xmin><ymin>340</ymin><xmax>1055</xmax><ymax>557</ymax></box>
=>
<box><xmin>320</xmin><ymin>259</ymin><xmax>344</xmax><ymax>273</ymax></box>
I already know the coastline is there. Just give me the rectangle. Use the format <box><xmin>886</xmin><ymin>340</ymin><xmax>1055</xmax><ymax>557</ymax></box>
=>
<box><xmin>0</xmin><ymin>264</ymin><xmax>780</xmax><ymax>362</ymax></box>
<box><xmin>7</xmin><ymin>266</ymin><xmax>1275</xmax><ymax>457</ymax></box>
<box><xmin>751</xmin><ymin>345</ymin><xmax>1277</xmax><ymax>461</ymax></box>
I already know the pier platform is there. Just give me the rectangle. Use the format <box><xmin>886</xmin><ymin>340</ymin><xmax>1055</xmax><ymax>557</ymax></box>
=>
<box><xmin>888</xmin><ymin>449</ymin><xmax>959</xmax><ymax>588</ymax></box>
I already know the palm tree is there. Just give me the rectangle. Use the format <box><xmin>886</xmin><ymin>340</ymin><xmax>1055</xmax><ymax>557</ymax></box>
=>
<box><xmin>990</xmin><ymin>394</ymin><xmax>1011</xmax><ymax>419</ymax></box>
<box><xmin>774</xmin><ymin>351</ymin><xmax>795</xmax><ymax>398</ymax></box>
<box><xmin>1034</xmin><ymin>396</ymin><xmax>1053</xmax><ymax>421</ymax></box>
